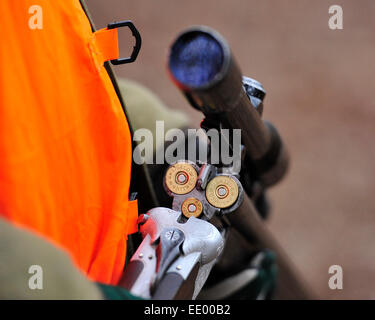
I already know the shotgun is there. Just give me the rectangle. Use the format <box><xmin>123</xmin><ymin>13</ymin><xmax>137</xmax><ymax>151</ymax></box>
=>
<box><xmin>120</xmin><ymin>26</ymin><xmax>314</xmax><ymax>300</ymax></box>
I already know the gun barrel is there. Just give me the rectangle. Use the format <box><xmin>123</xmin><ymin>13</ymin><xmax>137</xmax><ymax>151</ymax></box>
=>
<box><xmin>227</xmin><ymin>194</ymin><xmax>316</xmax><ymax>299</ymax></box>
<box><xmin>168</xmin><ymin>26</ymin><xmax>288</xmax><ymax>186</ymax></box>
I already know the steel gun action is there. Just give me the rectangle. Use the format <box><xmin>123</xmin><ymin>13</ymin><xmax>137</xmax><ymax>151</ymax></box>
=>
<box><xmin>119</xmin><ymin>26</ymin><xmax>315</xmax><ymax>300</ymax></box>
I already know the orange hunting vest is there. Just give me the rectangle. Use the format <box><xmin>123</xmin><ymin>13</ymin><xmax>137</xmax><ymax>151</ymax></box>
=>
<box><xmin>0</xmin><ymin>0</ymin><xmax>138</xmax><ymax>284</ymax></box>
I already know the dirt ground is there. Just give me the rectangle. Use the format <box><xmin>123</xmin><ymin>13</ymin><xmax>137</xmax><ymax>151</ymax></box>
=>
<box><xmin>86</xmin><ymin>0</ymin><xmax>375</xmax><ymax>299</ymax></box>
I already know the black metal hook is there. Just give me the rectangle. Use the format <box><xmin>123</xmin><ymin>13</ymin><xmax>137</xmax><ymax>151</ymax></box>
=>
<box><xmin>107</xmin><ymin>20</ymin><xmax>142</xmax><ymax>65</ymax></box>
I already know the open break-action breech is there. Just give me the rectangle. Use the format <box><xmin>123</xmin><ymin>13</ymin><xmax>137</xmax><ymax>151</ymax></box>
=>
<box><xmin>119</xmin><ymin>26</ymin><xmax>314</xmax><ymax>300</ymax></box>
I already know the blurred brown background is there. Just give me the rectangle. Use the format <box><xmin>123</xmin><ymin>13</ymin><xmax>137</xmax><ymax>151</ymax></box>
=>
<box><xmin>86</xmin><ymin>0</ymin><xmax>375</xmax><ymax>299</ymax></box>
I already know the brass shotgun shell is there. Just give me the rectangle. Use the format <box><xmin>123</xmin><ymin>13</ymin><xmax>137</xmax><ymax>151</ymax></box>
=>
<box><xmin>181</xmin><ymin>197</ymin><xmax>203</xmax><ymax>218</ymax></box>
<box><xmin>205</xmin><ymin>175</ymin><xmax>239</xmax><ymax>208</ymax></box>
<box><xmin>165</xmin><ymin>162</ymin><xmax>198</xmax><ymax>195</ymax></box>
